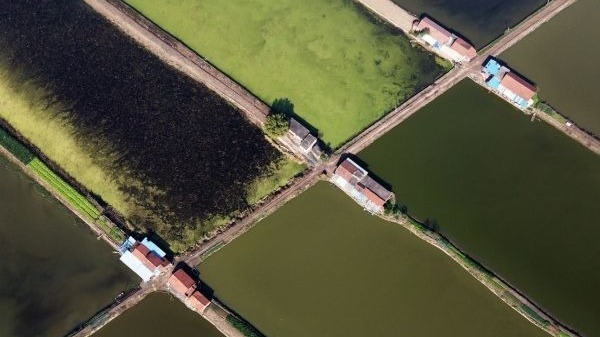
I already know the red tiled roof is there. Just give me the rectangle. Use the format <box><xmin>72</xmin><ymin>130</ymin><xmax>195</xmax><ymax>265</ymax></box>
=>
<box><xmin>187</xmin><ymin>290</ymin><xmax>210</xmax><ymax>312</ymax></box>
<box><xmin>132</xmin><ymin>244</ymin><xmax>150</xmax><ymax>261</ymax></box>
<box><xmin>362</xmin><ymin>188</ymin><xmax>386</xmax><ymax>207</ymax></box>
<box><xmin>416</xmin><ymin>17</ymin><xmax>453</xmax><ymax>44</ymax></box>
<box><xmin>169</xmin><ymin>269</ymin><xmax>196</xmax><ymax>296</ymax></box>
<box><xmin>146</xmin><ymin>253</ymin><xmax>168</xmax><ymax>268</ymax></box>
<box><xmin>450</xmin><ymin>38</ymin><xmax>476</xmax><ymax>60</ymax></box>
<box><xmin>501</xmin><ymin>72</ymin><xmax>537</xmax><ymax>100</ymax></box>
<box><xmin>335</xmin><ymin>159</ymin><xmax>362</xmax><ymax>182</ymax></box>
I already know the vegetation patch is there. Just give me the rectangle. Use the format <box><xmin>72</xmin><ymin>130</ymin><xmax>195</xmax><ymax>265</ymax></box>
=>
<box><xmin>226</xmin><ymin>315</ymin><xmax>266</xmax><ymax>337</ymax></box>
<box><xmin>0</xmin><ymin>0</ymin><xmax>294</xmax><ymax>251</ymax></box>
<box><xmin>124</xmin><ymin>0</ymin><xmax>443</xmax><ymax>147</ymax></box>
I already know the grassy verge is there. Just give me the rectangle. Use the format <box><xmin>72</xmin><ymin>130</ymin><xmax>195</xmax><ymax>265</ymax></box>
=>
<box><xmin>123</xmin><ymin>0</ymin><xmax>442</xmax><ymax>147</ymax></box>
<box><xmin>0</xmin><ymin>126</ymin><xmax>127</xmax><ymax>244</ymax></box>
<box><xmin>536</xmin><ymin>101</ymin><xmax>568</xmax><ymax>124</ymax></box>
<box><xmin>226</xmin><ymin>314</ymin><xmax>265</xmax><ymax>337</ymax></box>
<box><xmin>246</xmin><ymin>158</ymin><xmax>305</xmax><ymax>205</ymax></box>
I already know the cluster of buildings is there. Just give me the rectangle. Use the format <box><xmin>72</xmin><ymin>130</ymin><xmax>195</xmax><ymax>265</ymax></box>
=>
<box><xmin>332</xmin><ymin>158</ymin><xmax>393</xmax><ymax>214</ymax></box>
<box><xmin>482</xmin><ymin>58</ymin><xmax>537</xmax><ymax>109</ymax></box>
<box><xmin>168</xmin><ymin>269</ymin><xmax>211</xmax><ymax>313</ymax></box>
<box><xmin>413</xmin><ymin>16</ymin><xmax>477</xmax><ymax>63</ymax></box>
<box><xmin>288</xmin><ymin>118</ymin><xmax>322</xmax><ymax>162</ymax></box>
<box><xmin>118</xmin><ymin>237</ymin><xmax>212</xmax><ymax>313</ymax></box>
<box><xmin>119</xmin><ymin>236</ymin><xmax>170</xmax><ymax>282</ymax></box>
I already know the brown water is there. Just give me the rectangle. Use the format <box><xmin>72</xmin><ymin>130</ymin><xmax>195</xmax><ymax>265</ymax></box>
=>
<box><xmin>391</xmin><ymin>0</ymin><xmax>545</xmax><ymax>48</ymax></box>
<box><xmin>358</xmin><ymin>80</ymin><xmax>600</xmax><ymax>337</ymax></box>
<box><xmin>92</xmin><ymin>292</ymin><xmax>223</xmax><ymax>337</ymax></box>
<box><xmin>201</xmin><ymin>182</ymin><xmax>547</xmax><ymax>337</ymax></box>
<box><xmin>501</xmin><ymin>0</ymin><xmax>600</xmax><ymax>137</ymax></box>
<box><xmin>0</xmin><ymin>156</ymin><xmax>136</xmax><ymax>337</ymax></box>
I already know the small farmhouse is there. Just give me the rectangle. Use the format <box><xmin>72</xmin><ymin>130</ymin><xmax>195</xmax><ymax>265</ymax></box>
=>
<box><xmin>119</xmin><ymin>236</ymin><xmax>170</xmax><ymax>282</ymax></box>
<box><xmin>332</xmin><ymin>158</ymin><xmax>393</xmax><ymax>213</ymax></box>
<box><xmin>288</xmin><ymin>117</ymin><xmax>322</xmax><ymax>159</ymax></box>
<box><xmin>414</xmin><ymin>16</ymin><xmax>476</xmax><ymax>62</ymax></box>
<box><xmin>168</xmin><ymin>268</ymin><xmax>211</xmax><ymax>313</ymax></box>
<box><xmin>413</xmin><ymin>16</ymin><xmax>476</xmax><ymax>63</ymax></box>
<box><xmin>168</xmin><ymin>269</ymin><xmax>197</xmax><ymax>297</ymax></box>
<box><xmin>482</xmin><ymin>58</ymin><xmax>537</xmax><ymax>109</ymax></box>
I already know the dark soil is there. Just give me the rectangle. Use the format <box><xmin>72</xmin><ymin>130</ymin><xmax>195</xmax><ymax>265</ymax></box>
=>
<box><xmin>0</xmin><ymin>0</ymin><xmax>282</xmax><ymax>244</ymax></box>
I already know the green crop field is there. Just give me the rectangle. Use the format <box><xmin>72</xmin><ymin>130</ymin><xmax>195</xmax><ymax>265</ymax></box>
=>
<box><xmin>124</xmin><ymin>0</ymin><xmax>443</xmax><ymax>147</ymax></box>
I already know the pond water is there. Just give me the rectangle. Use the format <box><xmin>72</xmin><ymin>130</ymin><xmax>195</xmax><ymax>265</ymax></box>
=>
<box><xmin>0</xmin><ymin>156</ymin><xmax>136</xmax><ymax>337</ymax></box>
<box><xmin>501</xmin><ymin>0</ymin><xmax>600</xmax><ymax>137</ymax></box>
<box><xmin>92</xmin><ymin>292</ymin><xmax>223</xmax><ymax>337</ymax></box>
<box><xmin>358</xmin><ymin>80</ymin><xmax>600</xmax><ymax>337</ymax></box>
<box><xmin>391</xmin><ymin>0</ymin><xmax>545</xmax><ymax>48</ymax></box>
<box><xmin>200</xmin><ymin>182</ymin><xmax>547</xmax><ymax>337</ymax></box>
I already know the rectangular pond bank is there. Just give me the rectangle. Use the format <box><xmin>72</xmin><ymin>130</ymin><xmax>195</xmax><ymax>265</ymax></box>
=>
<box><xmin>358</xmin><ymin>79</ymin><xmax>600</xmax><ymax>337</ymax></box>
<box><xmin>200</xmin><ymin>182</ymin><xmax>548</xmax><ymax>337</ymax></box>
<box><xmin>123</xmin><ymin>0</ymin><xmax>444</xmax><ymax>147</ymax></box>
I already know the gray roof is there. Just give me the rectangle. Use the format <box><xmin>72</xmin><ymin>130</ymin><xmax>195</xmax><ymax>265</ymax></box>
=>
<box><xmin>300</xmin><ymin>134</ymin><xmax>317</xmax><ymax>150</ymax></box>
<box><xmin>358</xmin><ymin>176</ymin><xmax>393</xmax><ymax>201</ymax></box>
<box><xmin>289</xmin><ymin>118</ymin><xmax>310</xmax><ymax>140</ymax></box>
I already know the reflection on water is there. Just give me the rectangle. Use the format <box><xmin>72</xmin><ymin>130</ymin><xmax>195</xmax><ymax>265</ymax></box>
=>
<box><xmin>359</xmin><ymin>80</ymin><xmax>600</xmax><ymax>337</ymax></box>
<box><xmin>391</xmin><ymin>0</ymin><xmax>545</xmax><ymax>48</ymax></box>
<box><xmin>0</xmin><ymin>156</ymin><xmax>136</xmax><ymax>337</ymax></box>
<box><xmin>502</xmin><ymin>0</ymin><xmax>600</xmax><ymax>136</ymax></box>
<box><xmin>201</xmin><ymin>182</ymin><xmax>547</xmax><ymax>337</ymax></box>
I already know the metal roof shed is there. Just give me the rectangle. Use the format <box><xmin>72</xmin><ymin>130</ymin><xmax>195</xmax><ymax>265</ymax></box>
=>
<box><xmin>141</xmin><ymin>238</ymin><xmax>167</xmax><ymax>258</ymax></box>
<box><xmin>120</xmin><ymin>251</ymin><xmax>154</xmax><ymax>282</ymax></box>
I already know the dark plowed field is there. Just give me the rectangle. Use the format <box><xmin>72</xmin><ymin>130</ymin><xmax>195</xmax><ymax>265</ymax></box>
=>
<box><xmin>0</xmin><ymin>0</ymin><xmax>282</xmax><ymax>247</ymax></box>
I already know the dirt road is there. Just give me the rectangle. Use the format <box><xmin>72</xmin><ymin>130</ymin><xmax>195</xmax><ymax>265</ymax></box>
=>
<box><xmin>355</xmin><ymin>0</ymin><xmax>417</xmax><ymax>33</ymax></box>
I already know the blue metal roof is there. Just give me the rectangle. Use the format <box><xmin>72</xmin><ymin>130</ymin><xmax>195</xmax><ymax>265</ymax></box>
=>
<box><xmin>141</xmin><ymin>238</ymin><xmax>167</xmax><ymax>258</ymax></box>
<box><xmin>484</xmin><ymin>59</ymin><xmax>501</xmax><ymax>76</ymax></box>
<box><xmin>486</xmin><ymin>76</ymin><xmax>501</xmax><ymax>90</ymax></box>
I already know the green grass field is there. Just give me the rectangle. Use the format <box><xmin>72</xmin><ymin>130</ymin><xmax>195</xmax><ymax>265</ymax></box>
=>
<box><xmin>124</xmin><ymin>0</ymin><xmax>442</xmax><ymax>147</ymax></box>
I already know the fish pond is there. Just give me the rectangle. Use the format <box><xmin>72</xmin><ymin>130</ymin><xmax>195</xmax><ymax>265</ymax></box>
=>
<box><xmin>0</xmin><ymin>0</ymin><xmax>300</xmax><ymax>252</ymax></box>
<box><xmin>200</xmin><ymin>182</ymin><xmax>547</xmax><ymax>337</ymax></box>
<box><xmin>91</xmin><ymin>293</ymin><xmax>223</xmax><ymax>337</ymax></box>
<box><xmin>501</xmin><ymin>0</ymin><xmax>600</xmax><ymax>137</ymax></box>
<box><xmin>123</xmin><ymin>0</ymin><xmax>444</xmax><ymax>148</ymax></box>
<box><xmin>0</xmin><ymin>155</ymin><xmax>136</xmax><ymax>337</ymax></box>
<box><xmin>358</xmin><ymin>80</ymin><xmax>600</xmax><ymax>337</ymax></box>
<box><xmin>391</xmin><ymin>0</ymin><xmax>545</xmax><ymax>48</ymax></box>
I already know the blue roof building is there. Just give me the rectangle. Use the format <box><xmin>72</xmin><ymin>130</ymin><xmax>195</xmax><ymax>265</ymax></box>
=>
<box><xmin>483</xmin><ymin>59</ymin><xmax>501</xmax><ymax>76</ymax></box>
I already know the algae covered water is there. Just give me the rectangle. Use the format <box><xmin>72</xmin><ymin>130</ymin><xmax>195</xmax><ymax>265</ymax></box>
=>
<box><xmin>201</xmin><ymin>182</ymin><xmax>547</xmax><ymax>337</ymax></box>
<box><xmin>358</xmin><ymin>80</ymin><xmax>600</xmax><ymax>337</ymax></box>
<box><xmin>0</xmin><ymin>156</ymin><xmax>136</xmax><ymax>337</ymax></box>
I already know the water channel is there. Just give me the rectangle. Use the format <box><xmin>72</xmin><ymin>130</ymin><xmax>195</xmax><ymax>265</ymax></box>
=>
<box><xmin>200</xmin><ymin>182</ymin><xmax>548</xmax><ymax>337</ymax></box>
<box><xmin>390</xmin><ymin>0</ymin><xmax>545</xmax><ymax>48</ymax></box>
<box><xmin>501</xmin><ymin>0</ymin><xmax>600</xmax><ymax>137</ymax></box>
<box><xmin>0</xmin><ymin>155</ymin><xmax>136</xmax><ymax>337</ymax></box>
<box><xmin>358</xmin><ymin>80</ymin><xmax>600</xmax><ymax>337</ymax></box>
<box><xmin>91</xmin><ymin>292</ymin><xmax>223</xmax><ymax>337</ymax></box>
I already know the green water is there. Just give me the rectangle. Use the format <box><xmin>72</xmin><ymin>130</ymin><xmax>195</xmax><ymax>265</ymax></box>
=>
<box><xmin>0</xmin><ymin>156</ymin><xmax>136</xmax><ymax>337</ymax></box>
<box><xmin>358</xmin><ymin>80</ymin><xmax>600</xmax><ymax>337</ymax></box>
<box><xmin>201</xmin><ymin>182</ymin><xmax>547</xmax><ymax>337</ymax></box>
<box><xmin>92</xmin><ymin>292</ymin><xmax>223</xmax><ymax>337</ymax></box>
<box><xmin>390</xmin><ymin>0</ymin><xmax>544</xmax><ymax>48</ymax></box>
<box><xmin>501</xmin><ymin>0</ymin><xmax>600</xmax><ymax>137</ymax></box>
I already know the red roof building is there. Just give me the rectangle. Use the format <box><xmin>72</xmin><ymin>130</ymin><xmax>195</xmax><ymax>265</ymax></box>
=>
<box><xmin>334</xmin><ymin>159</ymin><xmax>366</xmax><ymax>184</ymax></box>
<box><xmin>450</xmin><ymin>37</ymin><xmax>477</xmax><ymax>60</ymax></box>
<box><xmin>132</xmin><ymin>244</ymin><xmax>168</xmax><ymax>272</ymax></box>
<box><xmin>187</xmin><ymin>290</ymin><xmax>211</xmax><ymax>312</ymax></box>
<box><xmin>168</xmin><ymin>269</ymin><xmax>197</xmax><ymax>297</ymax></box>
<box><xmin>500</xmin><ymin>72</ymin><xmax>537</xmax><ymax>101</ymax></box>
<box><xmin>415</xmin><ymin>17</ymin><xmax>453</xmax><ymax>44</ymax></box>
